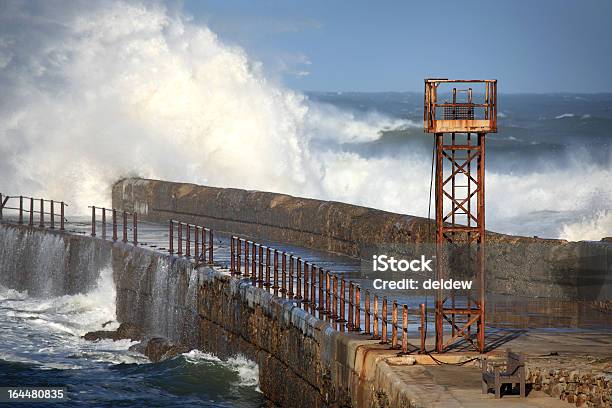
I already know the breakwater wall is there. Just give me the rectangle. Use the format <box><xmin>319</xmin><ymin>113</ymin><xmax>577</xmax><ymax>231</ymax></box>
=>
<box><xmin>0</xmin><ymin>223</ymin><xmax>416</xmax><ymax>408</ymax></box>
<box><xmin>112</xmin><ymin>178</ymin><xmax>611</xmax><ymax>301</ymax></box>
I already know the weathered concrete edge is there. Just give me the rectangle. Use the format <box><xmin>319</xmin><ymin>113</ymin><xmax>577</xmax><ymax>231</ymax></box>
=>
<box><xmin>199</xmin><ymin>264</ymin><xmax>422</xmax><ymax>407</ymax></box>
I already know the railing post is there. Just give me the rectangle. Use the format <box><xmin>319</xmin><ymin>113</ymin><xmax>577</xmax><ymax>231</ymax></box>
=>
<box><xmin>50</xmin><ymin>201</ymin><xmax>55</xmax><ymax>229</ymax></box>
<box><xmin>112</xmin><ymin>209</ymin><xmax>117</xmax><ymax>240</ymax></box>
<box><xmin>208</xmin><ymin>229</ymin><xmax>213</xmax><ymax>264</ymax></box>
<box><xmin>230</xmin><ymin>236</ymin><xmax>235</xmax><ymax>272</ymax></box>
<box><xmin>364</xmin><ymin>289</ymin><xmax>371</xmax><ymax>335</ymax></box>
<box><xmin>39</xmin><ymin>198</ymin><xmax>44</xmax><ymax>228</ymax></box>
<box><xmin>391</xmin><ymin>300</ymin><xmax>399</xmax><ymax>349</ymax></box>
<box><xmin>29</xmin><ymin>197</ymin><xmax>34</xmax><ymax>226</ymax></box>
<box><xmin>302</xmin><ymin>262</ymin><xmax>309</xmax><ymax>305</ymax></box>
<box><xmin>177</xmin><ymin>222</ymin><xmax>183</xmax><ymax>255</ymax></box>
<box><xmin>332</xmin><ymin>274</ymin><xmax>338</xmax><ymax>320</ymax></box>
<box><xmin>100</xmin><ymin>208</ymin><xmax>105</xmax><ymax>238</ymax></box>
<box><xmin>19</xmin><ymin>196</ymin><xmax>23</xmax><ymax>224</ymax></box>
<box><xmin>60</xmin><ymin>202</ymin><xmax>65</xmax><ymax>231</ymax></box>
<box><xmin>258</xmin><ymin>245</ymin><xmax>264</xmax><ymax>285</ymax></box>
<box><xmin>324</xmin><ymin>271</ymin><xmax>331</xmax><ymax>316</ymax></box>
<box><xmin>420</xmin><ymin>303</ymin><xmax>426</xmax><ymax>354</ymax></box>
<box><xmin>230</xmin><ymin>235</ymin><xmax>236</xmax><ymax>275</ymax></box>
<box><xmin>295</xmin><ymin>258</ymin><xmax>302</xmax><ymax>300</ymax></box>
<box><xmin>194</xmin><ymin>226</ymin><xmax>200</xmax><ymax>259</ymax></box>
<box><xmin>310</xmin><ymin>265</ymin><xmax>316</xmax><ymax>308</ymax></box>
<box><xmin>133</xmin><ymin>212</ymin><xmax>138</xmax><ymax>245</ymax></box>
<box><xmin>380</xmin><ymin>297</ymin><xmax>388</xmax><ymax>344</ymax></box>
<box><xmin>347</xmin><ymin>281</ymin><xmax>354</xmax><ymax>330</ymax></box>
<box><xmin>230</xmin><ymin>237</ymin><xmax>237</xmax><ymax>271</ymax></box>
<box><xmin>265</xmin><ymin>247</ymin><xmax>271</xmax><ymax>287</ymax></box>
<box><xmin>372</xmin><ymin>294</ymin><xmax>380</xmax><ymax>339</ymax></box>
<box><xmin>169</xmin><ymin>220</ymin><xmax>174</xmax><ymax>254</ymax></box>
<box><xmin>318</xmin><ymin>268</ymin><xmax>324</xmax><ymax>312</ymax></box>
<box><xmin>91</xmin><ymin>206</ymin><xmax>96</xmax><ymax>236</ymax></box>
<box><xmin>288</xmin><ymin>255</ymin><xmax>294</xmax><ymax>298</ymax></box>
<box><xmin>272</xmin><ymin>249</ymin><xmax>279</xmax><ymax>291</ymax></box>
<box><xmin>244</xmin><ymin>240</ymin><xmax>250</xmax><ymax>278</ymax></box>
<box><xmin>122</xmin><ymin>211</ymin><xmax>128</xmax><ymax>243</ymax></box>
<box><xmin>236</xmin><ymin>238</ymin><xmax>242</xmax><ymax>275</ymax></box>
<box><xmin>186</xmin><ymin>224</ymin><xmax>191</xmax><ymax>257</ymax></box>
<box><xmin>354</xmin><ymin>285</ymin><xmax>361</xmax><ymax>332</ymax></box>
<box><xmin>338</xmin><ymin>279</ymin><xmax>346</xmax><ymax>323</ymax></box>
<box><xmin>201</xmin><ymin>228</ymin><xmax>207</xmax><ymax>262</ymax></box>
<box><xmin>451</xmin><ymin>291</ymin><xmax>456</xmax><ymax>338</ymax></box>
<box><xmin>281</xmin><ymin>252</ymin><xmax>287</xmax><ymax>295</ymax></box>
<box><xmin>251</xmin><ymin>242</ymin><xmax>257</xmax><ymax>285</ymax></box>
<box><xmin>0</xmin><ymin>193</ymin><xmax>2</xmax><ymax>220</ymax></box>
<box><xmin>402</xmin><ymin>304</ymin><xmax>408</xmax><ymax>354</ymax></box>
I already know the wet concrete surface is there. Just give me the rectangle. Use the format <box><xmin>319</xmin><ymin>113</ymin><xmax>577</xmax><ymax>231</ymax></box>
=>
<box><xmin>393</xmin><ymin>364</ymin><xmax>569</xmax><ymax>407</ymax></box>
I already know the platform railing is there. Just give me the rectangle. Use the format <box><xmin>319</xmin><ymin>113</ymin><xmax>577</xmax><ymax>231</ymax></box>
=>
<box><xmin>2</xmin><ymin>192</ymin><xmax>426</xmax><ymax>354</ymax></box>
<box><xmin>169</xmin><ymin>220</ymin><xmax>213</xmax><ymax>265</ymax></box>
<box><xmin>88</xmin><ymin>206</ymin><xmax>138</xmax><ymax>245</ymax></box>
<box><xmin>229</xmin><ymin>235</ymin><xmax>426</xmax><ymax>354</ymax></box>
<box><xmin>0</xmin><ymin>193</ymin><xmax>67</xmax><ymax>231</ymax></box>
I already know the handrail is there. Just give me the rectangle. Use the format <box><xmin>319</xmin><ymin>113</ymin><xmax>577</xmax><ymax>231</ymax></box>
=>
<box><xmin>1</xmin><ymin>192</ymin><xmax>427</xmax><ymax>354</ymax></box>
<box><xmin>0</xmin><ymin>193</ymin><xmax>67</xmax><ymax>230</ymax></box>
<box><xmin>228</xmin><ymin>234</ymin><xmax>427</xmax><ymax>354</ymax></box>
<box><xmin>88</xmin><ymin>206</ymin><xmax>137</xmax><ymax>245</ymax></box>
<box><xmin>168</xmin><ymin>219</ymin><xmax>213</xmax><ymax>265</ymax></box>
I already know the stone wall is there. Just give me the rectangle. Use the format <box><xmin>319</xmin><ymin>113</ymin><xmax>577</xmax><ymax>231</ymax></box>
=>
<box><xmin>527</xmin><ymin>361</ymin><xmax>612</xmax><ymax>407</ymax></box>
<box><xmin>112</xmin><ymin>177</ymin><xmax>611</xmax><ymax>301</ymax></box>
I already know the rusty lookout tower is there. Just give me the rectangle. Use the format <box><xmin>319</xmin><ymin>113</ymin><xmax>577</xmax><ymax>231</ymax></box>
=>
<box><xmin>424</xmin><ymin>78</ymin><xmax>497</xmax><ymax>353</ymax></box>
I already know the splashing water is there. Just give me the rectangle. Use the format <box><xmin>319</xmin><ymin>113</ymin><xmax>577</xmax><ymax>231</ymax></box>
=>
<box><xmin>560</xmin><ymin>210</ymin><xmax>611</xmax><ymax>241</ymax></box>
<box><xmin>0</xmin><ymin>264</ymin><xmax>264</xmax><ymax>406</ymax></box>
<box><xmin>0</xmin><ymin>1</ymin><xmax>414</xmax><ymax>209</ymax></box>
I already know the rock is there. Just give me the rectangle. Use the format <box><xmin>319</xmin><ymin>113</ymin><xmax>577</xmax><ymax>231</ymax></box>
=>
<box><xmin>128</xmin><ymin>341</ymin><xmax>147</xmax><ymax>354</ymax></box>
<box><xmin>552</xmin><ymin>383</ymin><xmax>565</xmax><ymax>398</ymax></box>
<box><xmin>116</xmin><ymin>322</ymin><xmax>143</xmax><ymax>341</ymax></box>
<box><xmin>82</xmin><ymin>322</ymin><xmax>143</xmax><ymax>342</ymax></box>
<box><xmin>143</xmin><ymin>338</ymin><xmax>189</xmax><ymax>362</ymax></box>
<box><xmin>576</xmin><ymin>393</ymin><xmax>588</xmax><ymax>407</ymax></box>
<box><xmin>82</xmin><ymin>330</ymin><xmax>115</xmax><ymax>341</ymax></box>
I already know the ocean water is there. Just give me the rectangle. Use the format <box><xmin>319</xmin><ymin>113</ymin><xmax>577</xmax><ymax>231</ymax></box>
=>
<box><xmin>0</xmin><ymin>268</ymin><xmax>264</xmax><ymax>407</ymax></box>
<box><xmin>307</xmin><ymin>91</ymin><xmax>612</xmax><ymax>239</ymax></box>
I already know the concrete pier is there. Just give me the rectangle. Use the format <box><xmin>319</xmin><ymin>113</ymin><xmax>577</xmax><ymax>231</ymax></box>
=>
<box><xmin>113</xmin><ymin>177</ymin><xmax>610</xmax><ymax>303</ymax></box>
<box><xmin>2</xmin><ymin>222</ymin><xmax>611</xmax><ymax>407</ymax></box>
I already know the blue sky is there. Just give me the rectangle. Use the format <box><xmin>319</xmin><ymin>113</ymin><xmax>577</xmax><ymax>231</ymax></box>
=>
<box><xmin>183</xmin><ymin>0</ymin><xmax>612</xmax><ymax>93</ymax></box>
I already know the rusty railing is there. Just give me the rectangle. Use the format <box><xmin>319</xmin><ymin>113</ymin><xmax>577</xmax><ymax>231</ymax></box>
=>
<box><xmin>169</xmin><ymin>220</ymin><xmax>213</xmax><ymax>265</ymax></box>
<box><xmin>89</xmin><ymin>206</ymin><xmax>138</xmax><ymax>245</ymax></box>
<box><xmin>0</xmin><ymin>194</ymin><xmax>67</xmax><ymax>231</ymax></box>
<box><xmin>229</xmin><ymin>235</ymin><xmax>427</xmax><ymax>354</ymax></box>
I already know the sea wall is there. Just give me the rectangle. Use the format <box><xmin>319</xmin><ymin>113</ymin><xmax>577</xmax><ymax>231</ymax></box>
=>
<box><xmin>0</xmin><ymin>223</ymin><xmax>416</xmax><ymax>408</ymax></box>
<box><xmin>0</xmin><ymin>224</ymin><xmax>108</xmax><ymax>297</ymax></box>
<box><xmin>112</xmin><ymin>177</ymin><xmax>611</xmax><ymax>301</ymax></box>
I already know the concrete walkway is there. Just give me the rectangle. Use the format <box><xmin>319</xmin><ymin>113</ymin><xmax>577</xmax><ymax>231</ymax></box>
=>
<box><xmin>391</xmin><ymin>364</ymin><xmax>567</xmax><ymax>407</ymax></box>
<box><xmin>351</xmin><ymin>328</ymin><xmax>612</xmax><ymax>407</ymax></box>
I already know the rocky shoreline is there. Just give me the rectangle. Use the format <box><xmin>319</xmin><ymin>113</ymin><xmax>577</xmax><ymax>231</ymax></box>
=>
<box><xmin>83</xmin><ymin>323</ymin><xmax>188</xmax><ymax>363</ymax></box>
